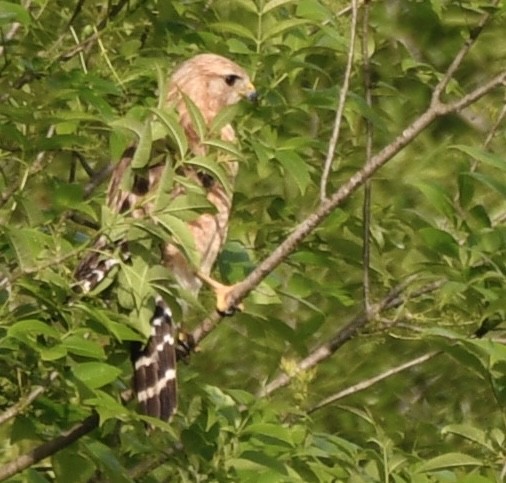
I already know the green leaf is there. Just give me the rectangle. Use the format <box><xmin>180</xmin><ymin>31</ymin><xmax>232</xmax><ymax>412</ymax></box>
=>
<box><xmin>8</xmin><ymin>319</ymin><xmax>60</xmax><ymax>340</ymax></box>
<box><xmin>182</xmin><ymin>93</ymin><xmax>207</xmax><ymax>143</ymax></box>
<box><xmin>24</xmin><ymin>469</ymin><xmax>51</xmax><ymax>483</ymax></box>
<box><xmin>62</xmin><ymin>335</ymin><xmax>106</xmax><ymax>359</ymax></box>
<box><xmin>417</xmin><ymin>452</ymin><xmax>484</xmax><ymax>472</ymax></box>
<box><xmin>233</xmin><ymin>451</ymin><xmax>289</xmax><ymax>475</ymax></box>
<box><xmin>227</xmin><ymin>0</ymin><xmax>257</xmax><ymax>14</ymax></box>
<box><xmin>154</xmin><ymin>213</ymin><xmax>199</xmax><ymax>266</ymax></box>
<box><xmin>262</xmin><ymin>19</ymin><xmax>311</xmax><ymax>41</ymax></box>
<box><xmin>458</xmin><ymin>172</ymin><xmax>474</xmax><ymax>208</ymax></box>
<box><xmin>119</xmin><ymin>256</ymin><xmax>151</xmax><ymax>307</ymax></box>
<box><xmin>419</xmin><ymin>227</ymin><xmax>459</xmax><ymax>258</ymax></box>
<box><xmin>276</xmin><ymin>150</ymin><xmax>311</xmax><ymax>195</ymax></box>
<box><xmin>209</xmin><ymin>22</ymin><xmax>256</xmax><ymax>41</ymax></box>
<box><xmin>151</xmin><ymin>107</ymin><xmax>188</xmax><ymax>158</ymax></box>
<box><xmin>6</xmin><ymin>228</ymin><xmax>52</xmax><ymax>270</ymax></box>
<box><xmin>203</xmin><ymin>385</ymin><xmax>236</xmax><ymax>409</ymax></box>
<box><xmin>74</xmin><ymin>303</ymin><xmax>142</xmax><ymax>342</ymax></box>
<box><xmin>153</xmin><ymin>161</ymin><xmax>175</xmax><ymax>212</ymax></box>
<box><xmin>186</xmin><ymin>155</ymin><xmax>233</xmax><ymax>197</ymax></box>
<box><xmin>155</xmin><ymin>63</ymin><xmax>169</xmax><ymax>110</ymax></box>
<box><xmin>203</xmin><ymin>139</ymin><xmax>244</xmax><ymax>159</ymax></box>
<box><xmin>109</xmin><ymin>117</ymin><xmax>144</xmax><ymax>137</ymax></box>
<box><xmin>296</xmin><ymin>0</ymin><xmax>332</xmax><ymax>21</ymax></box>
<box><xmin>467</xmin><ymin>172</ymin><xmax>506</xmax><ymax>197</ymax></box>
<box><xmin>0</xmin><ymin>1</ymin><xmax>31</xmax><ymax>25</ymax></box>
<box><xmin>164</xmin><ymin>191</ymin><xmax>211</xmax><ymax>213</ymax></box>
<box><xmin>263</xmin><ymin>0</ymin><xmax>295</xmax><ymax>14</ymax></box>
<box><xmin>84</xmin><ymin>441</ymin><xmax>131</xmax><ymax>483</ymax></box>
<box><xmin>208</xmin><ymin>104</ymin><xmax>240</xmax><ymax>136</ymax></box>
<box><xmin>53</xmin><ymin>181</ymin><xmax>87</xmax><ymax>212</ymax></box>
<box><xmin>452</xmin><ymin>145</ymin><xmax>506</xmax><ymax>171</ymax></box>
<box><xmin>412</xmin><ymin>181</ymin><xmax>454</xmax><ymax>218</ymax></box>
<box><xmin>73</xmin><ymin>362</ymin><xmax>123</xmax><ymax>389</ymax></box>
<box><xmin>39</xmin><ymin>345</ymin><xmax>67</xmax><ymax>361</ymax></box>
<box><xmin>52</xmin><ymin>449</ymin><xmax>96</xmax><ymax>483</ymax></box>
<box><xmin>131</xmin><ymin>121</ymin><xmax>152</xmax><ymax>169</ymax></box>
<box><xmin>464</xmin><ymin>338</ymin><xmax>506</xmax><ymax>366</ymax></box>
<box><xmin>442</xmin><ymin>424</ymin><xmax>494</xmax><ymax>452</ymax></box>
<box><xmin>243</xmin><ymin>423</ymin><xmax>295</xmax><ymax>447</ymax></box>
<box><xmin>226</xmin><ymin>38</ymin><xmax>254</xmax><ymax>54</ymax></box>
<box><xmin>86</xmin><ymin>390</ymin><xmax>131</xmax><ymax>423</ymax></box>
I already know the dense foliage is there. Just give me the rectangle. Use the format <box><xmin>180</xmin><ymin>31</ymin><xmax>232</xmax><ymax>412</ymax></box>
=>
<box><xmin>1</xmin><ymin>0</ymin><xmax>505</xmax><ymax>481</ymax></box>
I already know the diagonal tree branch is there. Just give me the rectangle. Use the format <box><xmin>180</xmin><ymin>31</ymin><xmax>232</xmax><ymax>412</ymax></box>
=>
<box><xmin>192</xmin><ymin>7</ymin><xmax>505</xmax><ymax>344</ymax></box>
<box><xmin>193</xmin><ymin>69</ymin><xmax>506</xmax><ymax>345</ymax></box>
<box><xmin>0</xmin><ymin>413</ymin><xmax>99</xmax><ymax>482</ymax></box>
<box><xmin>308</xmin><ymin>351</ymin><xmax>440</xmax><ymax>414</ymax></box>
<box><xmin>258</xmin><ymin>277</ymin><xmax>445</xmax><ymax>397</ymax></box>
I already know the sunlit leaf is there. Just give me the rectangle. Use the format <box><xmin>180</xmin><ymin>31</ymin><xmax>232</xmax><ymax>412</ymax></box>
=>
<box><xmin>182</xmin><ymin>93</ymin><xmax>207</xmax><ymax>143</ymax></box>
<box><xmin>62</xmin><ymin>335</ymin><xmax>106</xmax><ymax>359</ymax></box>
<box><xmin>419</xmin><ymin>227</ymin><xmax>459</xmax><ymax>258</ymax></box>
<box><xmin>186</xmin><ymin>155</ymin><xmax>233</xmax><ymax>197</ymax></box>
<box><xmin>452</xmin><ymin>145</ymin><xmax>506</xmax><ymax>171</ymax></box>
<box><xmin>8</xmin><ymin>319</ymin><xmax>60</xmax><ymax>340</ymax></box>
<box><xmin>296</xmin><ymin>0</ymin><xmax>331</xmax><ymax>21</ymax></box>
<box><xmin>209</xmin><ymin>21</ymin><xmax>256</xmax><ymax>41</ymax></box>
<box><xmin>276</xmin><ymin>150</ymin><xmax>311</xmax><ymax>195</ymax></box>
<box><xmin>0</xmin><ymin>1</ymin><xmax>30</xmax><ymax>25</ymax></box>
<box><xmin>73</xmin><ymin>362</ymin><xmax>123</xmax><ymax>389</ymax></box>
<box><xmin>151</xmin><ymin>107</ymin><xmax>188</xmax><ymax>158</ymax></box>
<box><xmin>131</xmin><ymin>121</ymin><xmax>152</xmax><ymax>169</ymax></box>
<box><xmin>154</xmin><ymin>213</ymin><xmax>199</xmax><ymax>266</ymax></box>
<box><xmin>417</xmin><ymin>452</ymin><xmax>484</xmax><ymax>473</ymax></box>
<box><xmin>442</xmin><ymin>424</ymin><xmax>494</xmax><ymax>452</ymax></box>
<box><xmin>262</xmin><ymin>19</ymin><xmax>311</xmax><ymax>41</ymax></box>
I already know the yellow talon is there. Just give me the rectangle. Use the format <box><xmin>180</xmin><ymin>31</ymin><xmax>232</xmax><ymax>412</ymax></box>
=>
<box><xmin>196</xmin><ymin>271</ymin><xmax>244</xmax><ymax>315</ymax></box>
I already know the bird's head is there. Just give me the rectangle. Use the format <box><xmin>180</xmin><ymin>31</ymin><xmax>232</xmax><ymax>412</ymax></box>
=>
<box><xmin>167</xmin><ymin>53</ymin><xmax>257</xmax><ymax>123</ymax></box>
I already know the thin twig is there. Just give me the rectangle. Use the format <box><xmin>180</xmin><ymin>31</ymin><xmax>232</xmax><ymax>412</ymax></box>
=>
<box><xmin>431</xmin><ymin>0</ymin><xmax>500</xmax><ymax>103</ymax></box>
<box><xmin>84</xmin><ymin>163</ymin><xmax>114</xmax><ymax>198</ymax></box>
<box><xmin>69</xmin><ymin>25</ymin><xmax>88</xmax><ymax>74</ymax></box>
<box><xmin>320</xmin><ymin>0</ymin><xmax>359</xmax><ymax>202</ymax></box>
<box><xmin>258</xmin><ymin>277</ymin><xmax>444</xmax><ymax>398</ymax></box>
<box><xmin>308</xmin><ymin>351</ymin><xmax>440</xmax><ymax>413</ymax></box>
<box><xmin>0</xmin><ymin>372</ymin><xmax>58</xmax><ymax>425</ymax></box>
<box><xmin>484</xmin><ymin>101</ymin><xmax>506</xmax><ymax>149</ymax></box>
<box><xmin>361</xmin><ymin>1</ymin><xmax>372</xmax><ymax>313</ymax></box>
<box><xmin>57</xmin><ymin>31</ymin><xmax>100</xmax><ymax>62</ymax></box>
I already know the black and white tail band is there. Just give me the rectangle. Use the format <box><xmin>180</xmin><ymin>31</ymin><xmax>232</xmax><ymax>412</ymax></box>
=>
<box><xmin>130</xmin><ymin>296</ymin><xmax>178</xmax><ymax>421</ymax></box>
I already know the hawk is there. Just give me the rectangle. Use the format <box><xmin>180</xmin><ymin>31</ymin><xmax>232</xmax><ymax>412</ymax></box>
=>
<box><xmin>75</xmin><ymin>54</ymin><xmax>256</xmax><ymax>421</ymax></box>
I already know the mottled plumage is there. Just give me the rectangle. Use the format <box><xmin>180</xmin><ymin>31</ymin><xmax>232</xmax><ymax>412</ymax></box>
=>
<box><xmin>75</xmin><ymin>54</ymin><xmax>256</xmax><ymax>420</ymax></box>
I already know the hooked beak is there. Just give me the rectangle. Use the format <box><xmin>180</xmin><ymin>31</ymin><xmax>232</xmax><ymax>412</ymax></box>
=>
<box><xmin>244</xmin><ymin>82</ymin><xmax>258</xmax><ymax>102</ymax></box>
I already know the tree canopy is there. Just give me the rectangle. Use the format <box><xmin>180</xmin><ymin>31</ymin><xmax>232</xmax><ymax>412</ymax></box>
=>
<box><xmin>1</xmin><ymin>0</ymin><xmax>506</xmax><ymax>481</ymax></box>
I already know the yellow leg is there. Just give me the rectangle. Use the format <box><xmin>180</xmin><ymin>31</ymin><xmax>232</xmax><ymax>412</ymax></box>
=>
<box><xmin>196</xmin><ymin>271</ymin><xmax>244</xmax><ymax>315</ymax></box>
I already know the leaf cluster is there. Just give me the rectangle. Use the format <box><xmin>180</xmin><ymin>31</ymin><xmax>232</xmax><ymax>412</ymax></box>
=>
<box><xmin>1</xmin><ymin>0</ymin><xmax>506</xmax><ymax>481</ymax></box>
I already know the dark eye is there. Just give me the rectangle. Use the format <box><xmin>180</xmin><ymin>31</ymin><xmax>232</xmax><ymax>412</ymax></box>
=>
<box><xmin>224</xmin><ymin>74</ymin><xmax>241</xmax><ymax>86</ymax></box>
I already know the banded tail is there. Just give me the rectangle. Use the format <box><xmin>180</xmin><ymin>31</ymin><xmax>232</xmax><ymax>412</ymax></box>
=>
<box><xmin>130</xmin><ymin>296</ymin><xmax>178</xmax><ymax>421</ymax></box>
